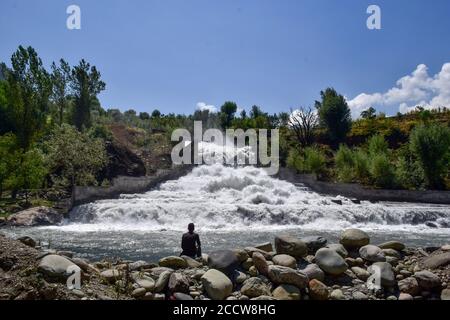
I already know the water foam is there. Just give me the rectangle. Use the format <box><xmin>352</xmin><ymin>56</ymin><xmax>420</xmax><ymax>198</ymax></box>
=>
<box><xmin>62</xmin><ymin>163</ymin><xmax>450</xmax><ymax>234</ymax></box>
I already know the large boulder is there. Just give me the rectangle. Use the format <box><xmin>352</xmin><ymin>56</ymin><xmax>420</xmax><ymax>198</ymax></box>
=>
<box><xmin>252</xmin><ymin>252</ymin><xmax>269</xmax><ymax>276</ymax></box>
<box><xmin>168</xmin><ymin>273</ymin><xmax>190</xmax><ymax>293</ymax></box>
<box><xmin>7</xmin><ymin>207</ymin><xmax>62</xmax><ymax>226</ymax></box>
<box><xmin>201</xmin><ymin>269</ymin><xmax>233</xmax><ymax>300</ymax></box>
<box><xmin>272</xmin><ymin>284</ymin><xmax>301</xmax><ymax>300</ymax></box>
<box><xmin>340</xmin><ymin>229</ymin><xmax>370</xmax><ymax>249</ymax></box>
<box><xmin>301</xmin><ymin>236</ymin><xmax>327</xmax><ymax>254</ymax></box>
<box><xmin>272</xmin><ymin>254</ymin><xmax>297</xmax><ymax>269</ymax></box>
<box><xmin>244</xmin><ymin>247</ymin><xmax>274</xmax><ymax>260</ymax></box>
<box><xmin>159</xmin><ymin>256</ymin><xmax>188</xmax><ymax>269</ymax></box>
<box><xmin>18</xmin><ymin>236</ymin><xmax>36</xmax><ymax>247</ymax></box>
<box><xmin>38</xmin><ymin>254</ymin><xmax>79</xmax><ymax>281</ymax></box>
<box><xmin>414</xmin><ymin>270</ymin><xmax>441</xmax><ymax>290</ymax></box>
<box><xmin>359</xmin><ymin>245</ymin><xmax>386</xmax><ymax>262</ymax></box>
<box><xmin>301</xmin><ymin>263</ymin><xmax>325</xmax><ymax>282</ymax></box>
<box><xmin>232</xmin><ymin>249</ymin><xmax>250</xmax><ymax>263</ymax></box>
<box><xmin>274</xmin><ymin>235</ymin><xmax>307</xmax><ymax>258</ymax></box>
<box><xmin>314</xmin><ymin>248</ymin><xmax>348</xmax><ymax>275</ymax></box>
<box><xmin>208</xmin><ymin>250</ymin><xmax>239</xmax><ymax>275</ymax></box>
<box><xmin>240</xmin><ymin>277</ymin><xmax>271</xmax><ymax>298</ymax></box>
<box><xmin>267</xmin><ymin>265</ymin><xmax>308</xmax><ymax>289</ymax></box>
<box><xmin>367</xmin><ymin>262</ymin><xmax>395</xmax><ymax>287</ymax></box>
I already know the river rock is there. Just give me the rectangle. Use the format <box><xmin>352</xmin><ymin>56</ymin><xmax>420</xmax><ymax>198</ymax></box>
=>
<box><xmin>382</xmin><ymin>248</ymin><xmax>401</xmax><ymax>259</ymax></box>
<box><xmin>181</xmin><ymin>255</ymin><xmax>202</xmax><ymax>268</ymax></box>
<box><xmin>168</xmin><ymin>273</ymin><xmax>190</xmax><ymax>293</ymax></box>
<box><xmin>38</xmin><ymin>255</ymin><xmax>79</xmax><ymax>281</ymax></box>
<box><xmin>340</xmin><ymin>229</ymin><xmax>370</xmax><ymax>249</ymax></box>
<box><xmin>414</xmin><ymin>270</ymin><xmax>441</xmax><ymax>290</ymax></box>
<box><xmin>441</xmin><ymin>245</ymin><xmax>450</xmax><ymax>251</ymax></box>
<box><xmin>308</xmin><ymin>279</ymin><xmax>329</xmax><ymax>300</ymax></box>
<box><xmin>173</xmin><ymin>292</ymin><xmax>194</xmax><ymax>300</ymax></box>
<box><xmin>378</xmin><ymin>241</ymin><xmax>405</xmax><ymax>251</ymax></box>
<box><xmin>301</xmin><ymin>263</ymin><xmax>325</xmax><ymax>282</ymax></box>
<box><xmin>208</xmin><ymin>250</ymin><xmax>239</xmax><ymax>275</ymax></box>
<box><xmin>367</xmin><ymin>262</ymin><xmax>395</xmax><ymax>287</ymax></box>
<box><xmin>100</xmin><ymin>269</ymin><xmax>121</xmax><ymax>283</ymax></box>
<box><xmin>326</xmin><ymin>243</ymin><xmax>348</xmax><ymax>258</ymax></box>
<box><xmin>129</xmin><ymin>260</ymin><xmax>155</xmax><ymax>271</ymax></box>
<box><xmin>150</xmin><ymin>267</ymin><xmax>174</xmax><ymax>278</ymax></box>
<box><xmin>267</xmin><ymin>265</ymin><xmax>308</xmax><ymax>289</ymax></box>
<box><xmin>132</xmin><ymin>272</ymin><xmax>155</xmax><ymax>291</ymax></box>
<box><xmin>423</xmin><ymin>252</ymin><xmax>450</xmax><ymax>269</ymax></box>
<box><xmin>398</xmin><ymin>277</ymin><xmax>420</xmax><ymax>296</ymax></box>
<box><xmin>234</xmin><ymin>271</ymin><xmax>248</xmax><ymax>284</ymax></box>
<box><xmin>274</xmin><ymin>235</ymin><xmax>307</xmax><ymax>258</ymax></box>
<box><xmin>232</xmin><ymin>249</ymin><xmax>250</xmax><ymax>263</ymax></box>
<box><xmin>71</xmin><ymin>258</ymin><xmax>99</xmax><ymax>274</ymax></box>
<box><xmin>252</xmin><ymin>252</ymin><xmax>269</xmax><ymax>275</ymax></box>
<box><xmin>255</xmin><ymin>242</ymin><xmax>273</xmax><ymax>252</ymax></box>
<box><xmin>330</xmin><ymin>289</ymin><xmax>345</xmax><ymax>300</ymax></box>
<box><xmin>17</xmin><ymin>236</ymin><xmax>36</xmax><ymax>247</ymax></box>
<box><xmin>315</xmin><ymin>248</ymin><xmax>348</xmax><ymax>275</ymax></box>
<box><xmin>441</xmin><ymin>289</ymin><xmax>450</xmax><ymax>300</ymax></box>
<box><xmin>359</xmin><ymin>245</ymin><xmax>386</xmax><ymax>262</ymax></box>
<box><xmin>351</xmin><ymin>267</ymin><xmax>370</xmax><ymax>281</ymax></box>
<box><xmin>240</xmin><ymin>277</ymin><xmax>271</xmax><ymax>298</ymax></box>
<box><xmin>272</xmin><ymin>254</ymin><xmax>297</xmax><ymax>269</ymax></box>
<box><xmin>154</xmin><ymin>270</ymin><xmax>172</xmax><ymax>293</ymax></box>
<box><xmin>272</xmin><ymin>284</ymin><xmax>301</xmax><ymax>300</ymax></box>
<box><xmin>301</xmin><ymin>236</ymin><xmax>327</xmax><ymax>254</ymax></box>
<box><xmin>201</xmin><ymin>269</ymin><xmax>233</xmax><ymax>300</ymax></box>
<box><xmin>244</xmin><ymin>247</ymin><xmax>274</xmax><ymax>260</ymax></box>
<box><xmin>352</xmin><ymin>291</ymin><xmax>368</xmax><ymax>300</ymax></box>
<box><xmin>132</xmin><ymin>288</ymin><xmax>146</xmax><ymax>298</ymax></box>
<box><xmin>6</xmin><ymin>206</ymin><xmax>62</xmax><ymax>226</ymax></box>
<box><xmin>399</xmin><ymin>293</ymin><xmax>414</xmax><ymax>300</ymax></box>
<box><xmin>159</xmin><ymin>256</ymin><xmax>188</xmax><ymax>269</ymax></box>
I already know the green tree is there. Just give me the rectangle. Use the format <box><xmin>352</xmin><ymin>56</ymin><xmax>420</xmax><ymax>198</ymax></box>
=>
<box><xmin>6</xmin><ymin>46</ymin><xmax>52</xmax><ymax>149</ymax></box>
<box><xmin>44</xmin><ymin>124</ymin><xmax>108</xmax><ymax>188</ymax></box>
<box><xmin>370</xmin><ymin>154</ymin><xmax>396</xmax><ymax>188</ymax></box>
<box><xmin>0</xmin><ymin>133</ymin><xmax>18</xmax><ymax>198</ymax></box>
<box><xmin>220</xmin><ymin>101</ymin><xmax>238</xmax><ymax>128</ymax></box>
<box><xmin>139</xmin><ymin>112</ymin><xmax>150</xmax><ymax>120</ymax></box>
<box><xmin>151</xmin><ymin>109</ymin><xmax>161</xmax><ymax>118</ymax></box>
<box><xmin>360</xmin><ymin>107</ymin><xmax>376</xmax><ymax>119</ymax></box>
<box><xmin>316</xmin><ymin>88</ymin><xmax>352</xmax><ymax>145</ymax></box>
<box><xmin>10</xmin><ymin>148</ymin><xmax>47</xmax><ymax>203</ymax></box>
<box><xmin>50</xmin><ymin>59</ymin><xmax>71</xmax><ymax>126</ymax></box>
<box><xmin>70</xmin><ymin>59</ymin><xmax>105</xmax><ymax>130</ymax></box>
<box><xmin>367</xmin><ymin>134</ymin><xmax>388</xmax><ymax>155</ymax></box>
<box><xmin>409</xmin><ymin>124</ymin><xmax>450</xmax><ymax>189</ymax></box>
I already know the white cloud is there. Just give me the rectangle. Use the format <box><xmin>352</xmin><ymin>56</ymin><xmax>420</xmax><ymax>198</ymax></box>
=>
<box><xmin>196</xmin><ymin>102</ymin><xmax>217</xmax><ymax>113</ymax></box>
<box><xmin>347</xmin><ymin>63</ymin><xmax>450</xmax><ymax>117</ymax></box>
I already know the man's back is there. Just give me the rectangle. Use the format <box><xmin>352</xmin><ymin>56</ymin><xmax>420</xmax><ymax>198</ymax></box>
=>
<box><xmin>181</xmin><ymin>231</ymin><xmax>200</xmax><ymax>258</ymax></box>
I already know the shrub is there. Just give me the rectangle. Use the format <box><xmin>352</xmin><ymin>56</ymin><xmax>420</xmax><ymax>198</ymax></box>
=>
<box><xmin>287</xmin><ymin>146</ymin><xmax>326</xmax><ymax>179</ymax></box>
<box><xmin>409</xmin><ymin>124</ymin><xmax>450</xmax><ymax>189</ymax></box>
<box><xmin>353</xmin><ymin>149</ymin><xmax>370</xmax><ymax>183</ymax></box>
<box><xmin>335</xmin><ymin>144</ymin><xmax>355</xmax><ymax>182</ymax></box>
<box><xmin>367</xmin><ymin>134</ymin><xmax>388</xmax><ymax>155</ymax></box>
<box><xmin>370</xmin><ymin>154</ymin><xmax>396</xmax><ymax>188</ymax></box>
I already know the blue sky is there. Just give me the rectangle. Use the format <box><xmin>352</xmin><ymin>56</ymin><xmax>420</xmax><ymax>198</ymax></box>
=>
<box><xmin>1</xmin><ymin>0</ymin><xmax>450</xmax><ymax>117</ymax></box>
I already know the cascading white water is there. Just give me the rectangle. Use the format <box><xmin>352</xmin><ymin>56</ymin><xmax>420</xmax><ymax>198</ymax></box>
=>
<box><xmin>64</xmin><ymin>162</ymin><xmax>450</xmax><ymax>233</ymax></box>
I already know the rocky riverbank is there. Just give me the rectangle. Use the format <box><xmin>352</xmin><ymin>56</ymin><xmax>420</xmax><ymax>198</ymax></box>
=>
<box><xmin>0</xmin><ymin>229</ymin><xmax>449</xmax><ymax>300</ymax></box>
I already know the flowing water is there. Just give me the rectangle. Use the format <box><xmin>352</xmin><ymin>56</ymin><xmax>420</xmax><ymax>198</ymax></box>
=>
<box><xmin>2</xmin><ymin>162</ymin><xmax>450</xmax><ymax>262</ymax></box>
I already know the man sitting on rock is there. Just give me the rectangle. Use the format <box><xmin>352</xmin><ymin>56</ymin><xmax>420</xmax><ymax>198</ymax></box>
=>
<box><xmin>181</xmin><ymin>223</ymin><xmax>201</xmax><ymax>259</ymax></box>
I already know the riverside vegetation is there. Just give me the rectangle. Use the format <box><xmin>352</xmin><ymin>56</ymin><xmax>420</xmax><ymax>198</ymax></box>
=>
<box><xmin>0</xmin><ymin>229</ymin><xmax>449</xmax><ymax>300</ymax></box>
<box><xmin>1</xmin><ymin>46</ymin><xmax>450</xmax><ymax>219</ymax></box>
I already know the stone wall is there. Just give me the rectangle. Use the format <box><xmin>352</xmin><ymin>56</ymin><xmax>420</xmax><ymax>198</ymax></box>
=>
<box><xmin>277</xmin><ymin>167</ymin><xmax>450</xmax><ymax>204</ymax></box>
<box><xmin>72</xmin><ymin>165</ymin><xmax>193</xmax><ymax>207</ymax></box>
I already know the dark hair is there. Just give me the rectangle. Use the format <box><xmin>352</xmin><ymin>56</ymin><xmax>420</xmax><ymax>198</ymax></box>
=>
<box><xmin>188</xmin><ymin>223</ymin><xmax>195</xmax><ymax>231</ymax></box>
